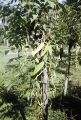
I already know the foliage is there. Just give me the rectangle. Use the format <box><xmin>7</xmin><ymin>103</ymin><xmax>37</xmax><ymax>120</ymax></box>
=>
<box><xmin>0</xmin><ymin>0</ymin><xmax>81</xmax><ymax>120</ymax></box>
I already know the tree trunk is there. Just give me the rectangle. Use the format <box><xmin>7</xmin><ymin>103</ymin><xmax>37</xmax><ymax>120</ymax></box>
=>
<box><xmin>6</xmin><ymin>40</ymin><xmax>9</xmax><ymax>47</ymax></box>
<box><xmin>64</xmin><ymin>76</ymin><xmax>69</xmax><ymax>96</ymax></box>
<box><xmin>42</xmin><ymin>68</ymin><xmax>48</xmax><ymax>120</ymax></box>
<box><xmin>4</xmin><ymin>39</ymin><xmax>6</xmax><ymax>45</ymax></box>
<box><xmin>64</xmin><ymin>47</ymin><xmax>71</xmax><ymax>96</ymax></box>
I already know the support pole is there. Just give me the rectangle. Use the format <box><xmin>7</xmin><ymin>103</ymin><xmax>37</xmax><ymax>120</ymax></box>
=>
<box><xmin>42</xmin><ymin>68</ymin><xmax>48</xmax><ymax>120</ymax></box>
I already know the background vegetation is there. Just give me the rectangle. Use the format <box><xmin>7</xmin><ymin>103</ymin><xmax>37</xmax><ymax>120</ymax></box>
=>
<box><xmin>0</xmin><ymin>0</ymin><xmax>81</xmax><ymax>120</ymax></box>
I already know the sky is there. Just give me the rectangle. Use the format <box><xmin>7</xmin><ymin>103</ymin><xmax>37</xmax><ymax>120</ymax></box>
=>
<box><xmin>0</xmin><ymin>0</ymin><xmax>66</xmax><ymax>4</ymax></box>
<box><xmin>58</xmin><ymin>0</ymin><xmax>66</xmax><ymax>3</ymax></box>
<box><xmin>0</xmin><ymin>0</ymin><xmax>19</xmax><ymax>5</ymax></box>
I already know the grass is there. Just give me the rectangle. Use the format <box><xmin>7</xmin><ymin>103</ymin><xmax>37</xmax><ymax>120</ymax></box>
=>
<box><xmin>0</xmin><ymin>45</ymin><xmax>81</xmax><ymax>120</ymax></box>
<box><xmin>0</xmin><ymin>45</ymin><xmax>18</xmax><ymax>65</ymax></box>
<box><xmin>0</xmin><ymin>45</ymin><xmax>9</xmax><ymax>64</ymax></box>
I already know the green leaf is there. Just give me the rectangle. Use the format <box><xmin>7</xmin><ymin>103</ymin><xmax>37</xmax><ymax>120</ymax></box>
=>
<box><xmin>21</xmin><ymin>2</ymin><xmax>27</xmax><ymax>7</ymax></box>
<box><xmin>35</xmin><ymin>58</ymin><xmax>39</xmax><ymax>63</ymax></box>
<box><xmin>33</xmin><ymin>14</ymin><xmax>38</xmax><ymax>20</ymax></box>
<box><xmin>48</xmin><ymin>1</ymin><xmax>54</xmax><ymax>8</ymax></box>
<box><xmin>32</xmin><ymin>61</ymin><xmax>44</xmax><ymax>76</ymax></box>
<box><xmin>41</xmin><ymin>43</ymin><xmax>49</xmax><ymax>57</ymax></box>
<box><xmin>35</xmin><ymin>81</ymin><xmax>40</xmax><ymax>89</ymax></box>
<box><xmin>41</xmin><ymin>43</ymin><xmax>52</xmax><ymax>56</ymax></box>
<box><xmin>31</xmin><ymin>14</ymin><xmax>38</xmax><ymax>22</ymax></box>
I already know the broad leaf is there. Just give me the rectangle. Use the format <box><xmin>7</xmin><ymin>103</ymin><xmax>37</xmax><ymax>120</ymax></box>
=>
<box><xmin>21</xmin><ymin>2</ymin><xmax>27</xmax><ymax>7</ymax></box>
<box><xmin>41</xmin><ymin>43</ymin><xmax>49</xmax><ymax>57</ymax></box>
<box><xmin>41</xmin><ymin>43</ymin><xmax>52</xmax><ymax>56</ymax></box>
<box><xmin>32</xmin><ymin>61</ymin><xmax>44</xmax><ymax>76</ymax></box>
<box><xmin>48</xmin><ymin>1</ymin><xmax>54</xmax><ymax>8</ymax></box>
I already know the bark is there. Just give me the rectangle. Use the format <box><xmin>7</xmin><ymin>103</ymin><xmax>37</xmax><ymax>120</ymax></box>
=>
<box><xmin>64</xmin><ymin>46</ymin><xmax>71</xmax><ymax>96</ymax></box>
<box><xmin>42</xmin><ymin>68</ymin><xmax>48</xmax><ymax>120</ymax></box>
<box><xmin>64</xmin><ymin>76</ymin><xmax>69</xmax><ymax>96</ymax></box>
<box><xmin>6</xmin><ymin>40</ymin><xmax>9</xmax><ymax>47</ymax></box>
